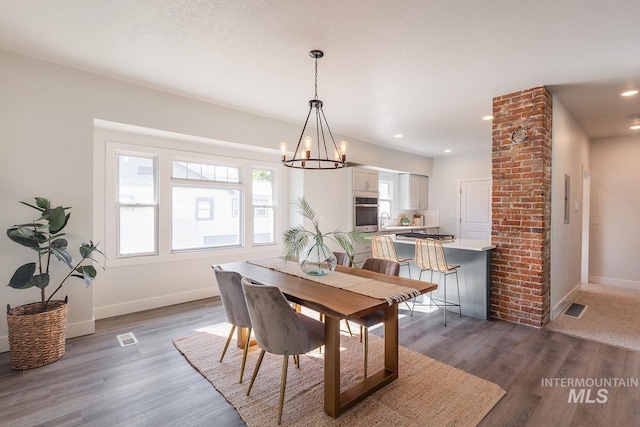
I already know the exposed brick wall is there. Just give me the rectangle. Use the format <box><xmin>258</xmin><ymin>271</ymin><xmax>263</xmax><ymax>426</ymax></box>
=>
<box><xmin>491</xmin><ymin>86</ymin><xmax>552</xmax><ymax>327</ymax></box>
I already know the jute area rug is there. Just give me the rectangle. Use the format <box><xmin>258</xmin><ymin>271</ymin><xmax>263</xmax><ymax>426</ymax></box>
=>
<box><xmin>173</xmin><ymin>324</ymin><xmax>505</xmax><ymax>427</ymax></box>
<box><xmin>545</xmin><ymin>283</ymin><xmax>640</xmax><ymax>352</ymax></box>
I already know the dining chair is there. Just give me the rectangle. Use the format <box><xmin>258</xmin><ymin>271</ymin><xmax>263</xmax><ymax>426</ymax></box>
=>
<box><xmin>241</xmin><ymin>278</ymin><xmax>326</xmax><ymax>425</ymax></box>
<box><xmin>370</xmin><ymin>234</ymin><xmax>412</xmax><ymax>278</ymax></box>
<box><xmin>212</xmin><ymin>265</ymin><xmax>254</xmax><ymax>383</ymax></box>
<box><xmin>413</xmin><ymin>238</ymin><xmax>461</xmax><ymax>326</ymax></box>
<box><xmin>333</xmin><ymin>251</ymin><xmax>352</xmax><ymax>267</ymax></box>
<box><xmin>350</xmin><ymin>257</ymin><xmax>400</xmax><ymax>378</ymax></box>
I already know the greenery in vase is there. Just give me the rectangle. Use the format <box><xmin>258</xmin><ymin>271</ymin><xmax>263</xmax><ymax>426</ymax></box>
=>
<box><xmin>283</xmin><ymin>196</ymin><xmax>368</xmax><ymax>265</ymax></box>
<box><xmin>6</xmin><ymin>197</ymin><xmax>105</xmax><ymax>312</ymax></box>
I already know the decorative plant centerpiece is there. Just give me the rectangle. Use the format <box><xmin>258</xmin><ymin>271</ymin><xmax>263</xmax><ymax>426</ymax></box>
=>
<box><xmin>6</xmin><ymin>197</ymin><xmax>105</xmax><ymax>370</ymax></box>
<box><xmin>283</xmin><ymin>197</ymin><xmax>367</xmax><ymax>275</ymax></box>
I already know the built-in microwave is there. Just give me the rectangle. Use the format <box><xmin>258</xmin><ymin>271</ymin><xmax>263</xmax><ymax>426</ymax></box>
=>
<box><xmin>354</xmin><ymin>196</ymin><xmax>379</xmax><ymax>232</ymax></box>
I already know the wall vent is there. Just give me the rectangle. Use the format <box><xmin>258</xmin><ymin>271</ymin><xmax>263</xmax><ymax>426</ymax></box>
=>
<box><xmin>116</xmin><ymin>332</ymin><xmax>139</xmax><ymax>347</ymax></box>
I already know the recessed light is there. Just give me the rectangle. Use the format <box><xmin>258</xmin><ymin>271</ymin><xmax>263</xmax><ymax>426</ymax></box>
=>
<box><xmin>630</xmin><ymin>125</ymin><xmax>640</xmax><ymax>130</ymax></box>
<box><xmin>394</xmin><ymin>134</ymin><xmax>403</xmax><ymax>138</ymax></box>
<box><xmin>621</xmin><ymin>89</ymin><xmax>639</xmax><ymax>97</ymax></box>
<box><xmin>482</xmin><ymin>115</ymin><xmax>493</xmax><ymax>121</ymax></box>
<box><xmin>444</xmin><ymin>149</ymin><xmax>452</xmax><ymax>153</ymax></box>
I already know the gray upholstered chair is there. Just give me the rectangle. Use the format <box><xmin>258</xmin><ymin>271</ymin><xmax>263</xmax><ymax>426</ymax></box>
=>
<box><xmin>241</xmin><ymin>278</ymin><xmax>325</xmax><ymax>425</ymax></box>
<box><xmin>413</xmin><ymin>238</ymin><xmax>461</xmax><ymax>326</ymax></box>
<box><xmin>333</xmin><ymin>251</ymin><xmax>351</xmax><ymax>267</ymax></box>
<box><xmin>212</xmin><ymin>265</ymin><xmax>253</xmax><ymax>383</ymax></box>
<box><xmin>350</xmin><ymin>257</ymin><xmax>400</xmax><ymax>378</ymax></box>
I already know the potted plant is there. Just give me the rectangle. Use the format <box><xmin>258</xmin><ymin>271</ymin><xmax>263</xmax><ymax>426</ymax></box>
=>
<box><xmin>6</xmin><ymin>197</ymin><xmax>105</xmax><ymax>370</ymax></box>
<box><xmin>283</xmin><ymin>196</ymin><xmax>367</xmax><ymax>275</ymax></box>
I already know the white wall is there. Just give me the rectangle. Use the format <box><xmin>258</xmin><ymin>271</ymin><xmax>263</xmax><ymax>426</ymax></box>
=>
<box><xmin>550</xmin><ymin>97</ymin><xmax>590</xmax><ymax>318</ymax></box>
<box><xmin>589</xmin><ymin>134</ymin><xmax>640</xmax><ymax>289</ymax></box>
<box><xmin>0</xmin><ymin>50</ymin><xmax>433</xmax><ymax>351</ymax></box>
<box><xmin>428</xmin><ymin>149</ymin><xmax>492</xmax><ymax>235</ymax></box>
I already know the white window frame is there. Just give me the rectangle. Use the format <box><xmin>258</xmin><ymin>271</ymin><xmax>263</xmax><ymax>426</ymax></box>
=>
<box><xmin>104</xmin><ymin>139</ymin><xmax>281</xmax><ymax>267</ymax></box>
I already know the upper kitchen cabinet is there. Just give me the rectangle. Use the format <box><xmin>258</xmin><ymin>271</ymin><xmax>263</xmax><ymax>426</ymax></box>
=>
<box><xmin>399</xmin><ymin>174</ymin><xmax>428</xmax><ymax>209</ymax></box>
<box><xmin>352</xmin><ymin>168</ymin><xmax>379</xmax><ymax>193</ymax></box>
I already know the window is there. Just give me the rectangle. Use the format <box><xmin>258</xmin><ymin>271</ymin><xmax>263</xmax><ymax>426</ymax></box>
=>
<box><xmin>117</xmin><ymin>154</ymin><xmax>157</xmax><ymax>256</ymax></box>
<box><xmin>378</xmin><ymin>179</ymin><xmax>393</xmax><ymax>218</ymax></box>
<box><xmin>252</xmin><ymin>168</ymin><xmax>275</xmax><ymax>244</ymax></box>
<box><xmin>106</xmin><ymin>138</ymin><xmax>280</xmax><ymax>265</ymax></box>
<box><xmin>195</xmin><ymin>198</ymin><xmax>214</xmax><ymax>220</ymax></box>
<box><xmin>172</xmin><ymin>160</ymin><xmax>242</xmax><ymax>251</ymax></box>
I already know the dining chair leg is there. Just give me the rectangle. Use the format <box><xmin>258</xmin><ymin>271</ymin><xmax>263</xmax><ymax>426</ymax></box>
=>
<box><xmin>220</xmin><ymin>325</ymin><xmax>236</xmax><ymax>363</ymax></box>
<box><xmin>246</xmin><ymin>349</ymin><xmax>265</xmax><ymax>396</ymax></box>
<box><xmin>239</xmin><ymin>327</ymin><xmax>252</xmax><ymax>383</ymax></box>
<box><xmin>363</xmin><ymin>327</ymin><xmax>369</xmax><ymax>379</ymax></box>
<box><xmin>344</xmin><ymin>320</ymin><xmax>354</xmax><ymax>337</ymax></box>
<box><xmin>277</xmin><ymin>355</ymin><xmax>289</xmax><ymax>425</ymax></box>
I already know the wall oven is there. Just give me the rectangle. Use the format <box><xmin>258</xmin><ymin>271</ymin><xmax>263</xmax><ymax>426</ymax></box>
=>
<box><xmin>354</xmin><ymin>196</ymin><xmax>379</xmax><ymax>232</ymax></box>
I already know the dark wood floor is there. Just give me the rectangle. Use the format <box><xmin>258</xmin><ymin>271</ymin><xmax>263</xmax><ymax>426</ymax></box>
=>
<box><xmin>1</xmin><ymin>299</ymin><xmax>639</xmax><ymax>426</ymax></box>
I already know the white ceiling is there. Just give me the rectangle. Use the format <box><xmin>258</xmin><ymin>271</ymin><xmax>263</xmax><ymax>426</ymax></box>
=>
<box><xmin>2</xmin><ymin>0</ymin><xmax>640</xmax><ymax>157</ymax></box>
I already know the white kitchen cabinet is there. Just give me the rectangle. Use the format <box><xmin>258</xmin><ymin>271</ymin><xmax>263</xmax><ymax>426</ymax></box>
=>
<box><xmin>399</xmin><ymin>174</ymin><xmax>428</xmax><ymax>209</ymax></box>
<box><xmin>353</xmin><ymin>168</ymin><xmax>379</xmax><ymax>193</ymax></box>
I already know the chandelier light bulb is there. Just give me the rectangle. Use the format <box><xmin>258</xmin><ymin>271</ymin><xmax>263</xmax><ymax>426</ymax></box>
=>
<box><xmin>279</xmin><ymin>142</ymin><xmax>288</xmax><ymax>160</ymax></box>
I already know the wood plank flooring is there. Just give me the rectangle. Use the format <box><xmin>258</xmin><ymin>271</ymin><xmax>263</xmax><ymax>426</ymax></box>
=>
<box><xmin>1</xmin><ymin>299</ymin><xmax>639</xmax><ymax>426</ymax></box>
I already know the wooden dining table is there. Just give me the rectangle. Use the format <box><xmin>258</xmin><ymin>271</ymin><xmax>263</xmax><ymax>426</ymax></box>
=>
<box><xmin>218</xmin><ymin>260</ymin><xmax>437</xmax><ymax>418</ymax></box>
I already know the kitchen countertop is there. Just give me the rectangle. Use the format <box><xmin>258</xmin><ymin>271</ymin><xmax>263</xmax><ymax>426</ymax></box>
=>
<box><xmin>391</xmin><ymin>236</ymin><xmax>495</xmax><ymax>252</ymax></box>
<box><xmin>378</xmin><ymin>225</ymin><xmax>437</xmax><ymax>231</ymax></box>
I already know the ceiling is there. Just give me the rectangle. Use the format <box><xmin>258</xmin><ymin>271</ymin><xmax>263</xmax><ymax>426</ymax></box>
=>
<box><xmin>1</xmin><ymin>0</ymin><xmax>640</xmax><ymax>157</ymax></box>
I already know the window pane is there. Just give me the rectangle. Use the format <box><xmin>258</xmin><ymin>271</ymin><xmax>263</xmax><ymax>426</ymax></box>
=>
<box><xmin>119</xmin><ymin>206</ymin><xmax>156</xmax><ymax>255</ymax></box>
<box><xmin>186</xmin><ymin>162</ymin><xmax>202</xmax><ymax>180</ymax></box>
<box><xmin>228</xmin><ymin>167</ymin><xmax>240</xmax><ymax>183</ymax></box>
<box><xmin>201</xmin><ymin>164</ymin><xmax>215</xmax><ymax>180</ymax></box>
<box><xmin>172</xmin><ymin>161</ymin><xmax>187</xmax><ymax>179</ymax></box>
<box><xmin>172</xmin><ymin>186</ymin><xmax>240</xmax><ymax>250</ymax></box>
<box><xmin>118</xmin><ymin>155</ymin><xmax>155</xmax><ymax>204</ymax></box>
<box><xmin>253</xmin><ymin>169</ymin><xmax>274</xmax><ymax>244</ymax></box>
<box><xmin>379</xmin><ymin>181</ymin><xmax>391</xmax><ymax>199</ymax></box>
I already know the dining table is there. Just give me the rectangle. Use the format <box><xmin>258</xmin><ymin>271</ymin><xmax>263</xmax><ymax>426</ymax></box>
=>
<box><xmin>218</xmin><ymin>258</ymin><xmax>437</xmax><ymax>418</ymax></box>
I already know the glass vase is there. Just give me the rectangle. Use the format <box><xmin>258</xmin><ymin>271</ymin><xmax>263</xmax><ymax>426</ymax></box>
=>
<box><xmin>299</xmin><ymin>242</ymin><xmax>337</xmax><ymax>276</ymax></box>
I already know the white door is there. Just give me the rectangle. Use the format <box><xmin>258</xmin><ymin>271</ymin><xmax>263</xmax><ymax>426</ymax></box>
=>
<box><xmin>459</xmin><ymin>178</ymin><xmax>491</xmax><ymax>240</ymax></box>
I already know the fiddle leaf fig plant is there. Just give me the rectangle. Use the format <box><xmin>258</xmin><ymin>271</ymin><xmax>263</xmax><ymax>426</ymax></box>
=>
<box><xmin>7</xmin><ymin>197</ymin><xmax>105</xmax><ymax>312</ymax></box>
<box><xmin>283</xmin><ymin>196</ymin><xmax>368</xmax><ymax>265</ymax></box>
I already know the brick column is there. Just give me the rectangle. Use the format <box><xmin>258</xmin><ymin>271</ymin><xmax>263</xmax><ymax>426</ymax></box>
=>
<box><xmin>491</xmin><ymin>86</ymin><xmax>552</xmax><ymax>327</ymax></box>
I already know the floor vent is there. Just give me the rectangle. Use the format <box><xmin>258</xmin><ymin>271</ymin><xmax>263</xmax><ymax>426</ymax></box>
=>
<box><xmin>563</xmin><ymin>303</ymin><xmax>587</xmax><ymax>318</ymax></box>
<box><xmin>116</xmin><ymin>332</ymin><xmax>139</xmax><ymax>347</ymax></box>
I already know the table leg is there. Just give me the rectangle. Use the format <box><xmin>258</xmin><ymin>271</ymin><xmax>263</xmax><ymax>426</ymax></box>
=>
<box><xmin>324</xmin><ymin>316</ymin><xmax>341</xmax><ymax>418</ymax></box>
<box><xmin>384</xmin><ymin>303</ymin><xmax>399</xmax><ymax>373</ymax></box>
<box><xmin>236</xmin><ymin>326</ymin><xmax>256</xmax><ymax>349</ymax></box>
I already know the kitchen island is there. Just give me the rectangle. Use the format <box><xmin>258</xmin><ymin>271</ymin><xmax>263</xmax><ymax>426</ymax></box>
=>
<box><xmin>392</xmin><ymin>236</ymin><xmax>495</xmax><ymax>320</ymax></box>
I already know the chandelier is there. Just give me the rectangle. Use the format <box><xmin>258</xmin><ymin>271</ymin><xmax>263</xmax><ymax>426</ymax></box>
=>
<box><xmin>279</xmin><ymin>50</ymin><xmax>348</xmax><ymax>169</ymax></box>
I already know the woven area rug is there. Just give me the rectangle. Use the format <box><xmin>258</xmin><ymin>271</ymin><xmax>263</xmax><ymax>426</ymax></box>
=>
<box><xmin>173</xmin><ymin>324</ymin><xmax>505</xmax><ymax>426</ymax></box>
<box><xmin>545</xmin><ymin>283</ymin><xmax>640</xmax><ymax>352</ymax></box>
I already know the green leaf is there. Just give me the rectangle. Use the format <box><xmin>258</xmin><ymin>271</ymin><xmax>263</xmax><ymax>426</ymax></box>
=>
<box><xmin>31</xmin><ymin>273</ymin><xmax>50</xmax><ymax>290</ymax></box>
<box><xmin>74</xmin><ymin>265</ymin><xmax>97</xmax><ymax>286</ymax></box>
<box><xmin>35</xmin><ymin>197</ymin><xmax>50</xmax><ymax>210</ymax></box>
<box><xmin>50</xmin><ymin>238</ymin><xmax>68</xmax><ymax>249</ymax></box>
<box><xmin>8</xmin><ymin>263</ymin><xmax>36</xmax><ymax>289</ymax></box>
<box><xmin>7</xmin><ymin>227</ymin><xmax>41</xmax><ymax>249</ymax></box>
<box><xmin>48</xmin><ymin>207</ymin><xmax>70</xmax><ymax>234</ymax></box>
<box><xmin>50</xmin><ymin>247</ymin><xmax>73</xmax><ymax>267</ymax></box>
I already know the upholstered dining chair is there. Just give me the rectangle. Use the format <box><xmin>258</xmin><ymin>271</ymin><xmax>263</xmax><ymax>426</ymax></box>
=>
<box><xmin>370</xmin><ymin>234</ymin><xmax>412</xmax><ymax>278</ymax></box>
<box><xmin>241</xmin><ymin>278</ymin><xmax>326</xmax><ymax>425</ymax></box>
<box><xmin>349</xmin><ymin>257</ymin><xmax>400</xmax><ymax>378</ymax></box>
<box><xmin>212</xmin><ymin>265</ymin><xmax>254</xmax><ymax>383</ymax></box>
<box><xmin>413</xmin><ymin>238</ymin><xmax>461</xmax><ymax>326</ymax></box>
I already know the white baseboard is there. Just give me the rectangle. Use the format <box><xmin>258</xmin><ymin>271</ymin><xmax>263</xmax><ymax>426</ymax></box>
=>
<box><xmin>0</xmin><ymin>318</ymin><xmax>96</xmax><ymax>354</ymax></box>
<box><xmin>551</xmin><ymin>283</ymin><xmax>583</xmax><ymax>321</ymax></box>
<box><xmin>93</xmin><ymin>288</ymin><xmax>218</xmax><ymax>320</ymax></box>
<box><xmin>589</xmin><ymin>275</ymin><xmax>640</xmax><ymax>290</ymax></box>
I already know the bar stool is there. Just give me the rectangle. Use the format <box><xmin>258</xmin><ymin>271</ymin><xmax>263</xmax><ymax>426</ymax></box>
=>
<box><xmin>413</xmin><ymin>238</ymin><xmax>461</xmax><ymax>326</ymax></box>
<box><xmin>370</xmin><ymin>235</ymin><xmax>412</xmax><ymax>278</ymax></box>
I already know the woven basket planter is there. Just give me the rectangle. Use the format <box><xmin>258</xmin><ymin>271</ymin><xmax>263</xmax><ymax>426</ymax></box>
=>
<box><xmin>6</xmin><ymin>300</ymin><xmax>68</xmax><ymax>370</ymax></box>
